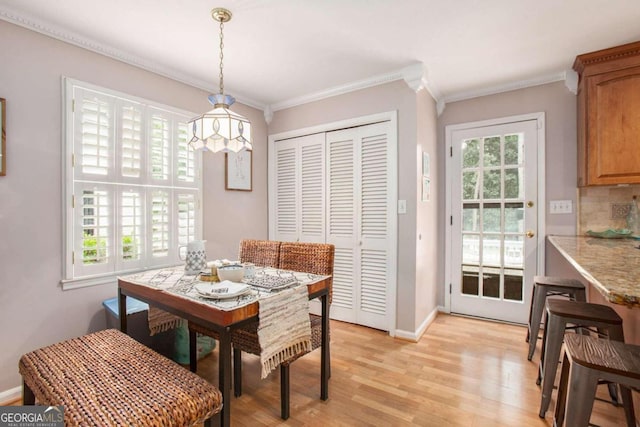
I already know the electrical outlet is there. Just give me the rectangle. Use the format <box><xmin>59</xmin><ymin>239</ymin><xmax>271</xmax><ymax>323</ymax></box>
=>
<box><xmin>549</xmin><ymin>200</ymin><xmax>573</xmax><ymax>214</ymax></box>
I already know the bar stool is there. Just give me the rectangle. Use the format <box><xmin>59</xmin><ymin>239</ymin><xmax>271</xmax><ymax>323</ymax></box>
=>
<box><xmin>538</xmin><ymin>299</ymin><xmax>624</xmax><ymax>418</ymax></box>
<box><xmin>527</xmin><ymin>276</ymin><xmax>586</xmax><ymax>361</ymax></box>
<box><xmin>554</xmin><ymin>334</ymin><xmax>637</xmax><ymax>427</ymax></box>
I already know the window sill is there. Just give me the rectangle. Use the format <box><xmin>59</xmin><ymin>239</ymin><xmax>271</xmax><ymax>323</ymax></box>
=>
<box><xmin>60</xmin><ymin>264</ymin><xmax>182</xmax><ymax>291</ymax></box>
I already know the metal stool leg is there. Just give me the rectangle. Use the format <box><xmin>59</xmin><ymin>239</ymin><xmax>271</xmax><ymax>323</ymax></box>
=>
<box><xmin>539</xmin><ymin>310</ymin><xmax>566</xmax><ymax>417</ymax></box>
<box><xmin>528</xmin><ymin>285</ymin><xmax>547</xmax><ymax>360</ymax></box>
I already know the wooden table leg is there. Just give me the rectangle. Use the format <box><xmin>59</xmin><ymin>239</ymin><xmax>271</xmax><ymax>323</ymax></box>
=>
<box><xmin>321</xmin><ymin>293</ymin><xmax>329</xmax><ymax>401</ymax></box>
<box><xmin>218</xmin><ymin>327</ymin><xmax>232</xmax><ymax>427</ymax></box>
<box><xmin>189</xmin><ymin>329</ymin><xmax>197</xmax><ymax>373</ymax></box>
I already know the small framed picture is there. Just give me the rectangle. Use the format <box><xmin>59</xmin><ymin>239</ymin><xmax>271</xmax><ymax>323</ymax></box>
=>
<box><xmin>422</xmin><ymin>152</ymin><xmax>430</xmax><ymax>178</ymax></box>
<box><xmin>225</xmin><ymin>150</ymin><xmax>252</xmax><ymax>191</ymax></box>
<box><xmin>422</xmin><ymin>176</ymin><xmax>430</xmax><ymax>202</ymax></box>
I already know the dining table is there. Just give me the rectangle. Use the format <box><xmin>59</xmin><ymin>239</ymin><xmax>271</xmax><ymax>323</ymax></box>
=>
<box><xmin>117</xmin><ymin>265</ymin><xmax>331</xmax><ymax>427</ymax></box>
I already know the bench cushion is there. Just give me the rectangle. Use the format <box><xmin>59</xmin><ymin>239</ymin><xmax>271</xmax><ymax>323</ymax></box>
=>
<box><xmin>19</xmin><ymin>329</ymin><xmax>221</xmax><ymax>426</ymax></box>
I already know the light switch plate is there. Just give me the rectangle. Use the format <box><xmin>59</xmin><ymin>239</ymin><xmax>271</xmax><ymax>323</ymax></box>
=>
<box><xmin>398</xmin><ymin>200</ymin><xmax>407</xmax><ymax>214</ymax></box>
<box><xmin>550</xmin><ymin>200</ymin><xmax>573</xmax><ymax>214</ymax></box>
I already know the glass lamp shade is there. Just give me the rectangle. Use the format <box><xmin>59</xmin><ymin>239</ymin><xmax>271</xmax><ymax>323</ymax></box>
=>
<box><xmin>188</xmin><ymin>94</ymin><xmax>252</xmax><ymax>153</ymax></box>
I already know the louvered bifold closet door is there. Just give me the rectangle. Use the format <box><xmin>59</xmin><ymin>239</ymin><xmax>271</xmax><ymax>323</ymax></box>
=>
<box><xmin>326</xmin><ymin>122</ymin><xmax>394</xmax><ymax>330</ymax></box>
<box><xmin>357</xmin><ymin>122</ymin><xmax>393</xmax><ymax>331</ymax></box>
<box><xmin>273</xmin><ymin>133</ymin><xmax>325</xmax><ymax>243</ymax></box>
<box><xmin>326</xmin><ymin>129</ymin><xmax>358</xmax><ymax>324</ymax></box>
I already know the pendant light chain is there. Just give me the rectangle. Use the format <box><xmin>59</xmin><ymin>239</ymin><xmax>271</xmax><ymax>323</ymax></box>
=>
<box><xmin>219</xmin><ymin>18</ymin><xmax>225</xmax><ymax>95</ymax></box>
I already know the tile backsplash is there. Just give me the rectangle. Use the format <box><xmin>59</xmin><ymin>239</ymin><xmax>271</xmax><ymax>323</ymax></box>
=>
<box><xmin>578</xmin><ymin>185</ymin><xmax>640</xmax><ymax>234</ymax></box>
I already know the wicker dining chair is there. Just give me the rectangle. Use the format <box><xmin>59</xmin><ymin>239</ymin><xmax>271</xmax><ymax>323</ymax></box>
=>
<box><xmin>238</xmin><ymin>239</ymin><xmax>281</xmax><ymax>268</ymax></box>
<box><xmin>187</xmin><ymin>239</ymin><xmax>281</xmax><ymax>353</ymax></box>
<box><xmin>231</xmin><ymin>241</ymin><xmax>334</xmax><ymax>419</ymax></box>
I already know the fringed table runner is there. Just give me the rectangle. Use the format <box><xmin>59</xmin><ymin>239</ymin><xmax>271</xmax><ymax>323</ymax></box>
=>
<box><xmin>119</xmin><ymin>266</ymin><xmax>327</xmax><ymax>339</ymax></box>
<box><xmin>257</xmin><ymin>285</ymin><xmax>312</xmax><ymax>378</ymax></box>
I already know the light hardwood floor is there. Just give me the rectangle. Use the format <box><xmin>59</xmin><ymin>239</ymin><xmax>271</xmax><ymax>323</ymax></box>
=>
<box><xmin>6</xmin><ymin>314</ymin><xmax>628</xmax><ymax>426</ymax></box>
<box><xmin>196</xmin><ymin>314</ymin><xmax>626</xmax><ymax>426</ymax></box>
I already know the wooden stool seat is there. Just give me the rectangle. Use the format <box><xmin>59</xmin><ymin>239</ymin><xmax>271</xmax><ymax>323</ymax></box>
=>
<box><xmin>538</xmin><ymin>300</ymin><xmax>624</xmax><ymax>418</ymax></box>
<box><xmin>19</xmin><ymin>329</ymin><xmax>222</xmax><ymax>426</ymax></box>
<box><xmin>554</xmin><ymin>334</ymin><xmax>638</xmax><ymax>426</ymax></box>
<box><xmin>527</xmin><ymin>276</ymin><xmax>586</xmax><ymax>360</ymax></box>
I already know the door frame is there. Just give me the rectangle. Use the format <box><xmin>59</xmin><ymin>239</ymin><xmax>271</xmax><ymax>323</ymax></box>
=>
<box><xmin>444</xmin><ymin>112</ymin><xmax>546</xmax><ymax>318</ymax></box>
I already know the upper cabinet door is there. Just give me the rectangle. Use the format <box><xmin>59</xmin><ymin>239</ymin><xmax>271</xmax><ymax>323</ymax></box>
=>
<box><xmin>574</xmin><ymin>41</ymin><xmax>640</xmax><ymax>186</ymax></box>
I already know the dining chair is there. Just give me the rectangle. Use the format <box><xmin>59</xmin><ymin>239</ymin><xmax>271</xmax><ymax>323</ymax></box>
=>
<box><xmin>231</xmin><ymin>241</ymin><xmax>334</xmax><ymax>419</ymax></box>
<box><xmin>187</xmin><ymin>239</ymin><xmax>281</xmax><ymax>364</ymax></box>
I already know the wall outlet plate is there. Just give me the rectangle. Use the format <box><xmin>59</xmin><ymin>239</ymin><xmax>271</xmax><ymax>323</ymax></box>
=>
<box><xmin>550</xmin><ymin>200</ymin><xmax>573</xmax><ymax>214</ymax></box>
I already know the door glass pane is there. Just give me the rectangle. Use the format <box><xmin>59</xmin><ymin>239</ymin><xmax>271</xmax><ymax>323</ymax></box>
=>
<box><xmin>462</xmin><ymin>265</ymin><xmax>479</xmax><ymax>296</ymax></box>
<box><xmin>482</xmin><ymin>203</ymin><xmax>501</xmax><ymax>233</ymax></box>
<box><xmin>504</xmin><ymin>134</ymin><xmax>523</xmax><ymax>166</ymax></box>
<box><xmin>505</xmin><ymin>202</ymin><xmax>524</xmax><ymax>233</ymax></box>
<box><xmin>463</xmin><ymin>203</ymin><xmax>480</xmax><ymax>232</ymax></box>
<box><xmin>483</xmin><ymin>136</ymin><xmax>500</xmax><ymax>166</ymax></box>
<box><xmin>462</xmin><ymin>138</ymin><xmax>480</xmax><ymax>168</ymax></box>
<box><xmin>482</xmin><ymin>234</ymin><xmax>501</xmax><ymax>266</ymax></box>
<box><xmin>463</xmin><ymin>171</ymin><xmax>479</xmax><ymax>200</ymax></box>
<box><xmin>504</xmin><ymin>235</ymin><xmax>524</xmax><ymax>268</ymax></box>
<box><xmin>462</xmin><ymin>234</ymin><xmax>480</xmax><ymax>264</ymax></box>
<box><xmin>482</xmin><ymin>267</ymin><xmax>501</xmax><ymax>298</ymax></box>
<box><xmin>504</xmin><ymin>168</ymin><xmax>523</xmax><ymax>199</ymax></box>
<box><xmin>483</xmin><ymin>170</ymin><xmax>501</xmax><ymax>199</ymax></box>
<box><xmin>504</xmin><ymin>269</ymin><xmax>523</xmax><ymax>301</ymax></box>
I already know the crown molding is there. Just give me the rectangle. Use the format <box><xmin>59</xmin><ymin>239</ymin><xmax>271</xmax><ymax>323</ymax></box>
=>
<box><xmin>0</xmin><ymin>6</ymin><xmax>266</xmax><ymax>111</ymax></box>
<box><xmin>442</xmin><ymin>71</ymin><xmax>568</xmax><ymax>105</ymax></box>
<box><xmin>269</xmin><ymin>68</ymin><xmax>407</xmax><ymax>112</ymax></box>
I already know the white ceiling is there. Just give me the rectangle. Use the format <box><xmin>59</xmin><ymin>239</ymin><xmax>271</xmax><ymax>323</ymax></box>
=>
<box><xmin>1</xmin><ymin>0</ymin><xmax>640</xmax><ymax>110</ymax></box>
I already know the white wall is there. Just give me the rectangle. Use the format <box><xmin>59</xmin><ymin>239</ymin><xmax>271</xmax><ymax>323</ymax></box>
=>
<box><xmin>268</xmin><ymin>80</ymin><xmax>440</xmax><ymax>335</ymax></box>
<box><xmin>437</xmin><ymin>81</ymin><xmax>578</xmax><ymax>305</ymax></box>
<box><xmin>0</xmin><ymin>21</ymin><xmax>267</xmax><ymax>393</ymax></box>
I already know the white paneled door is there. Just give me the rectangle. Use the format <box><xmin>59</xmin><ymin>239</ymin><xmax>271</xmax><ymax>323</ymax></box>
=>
<box><xmin>326</xmin><ymin>122</ymin><xmax>396</xmax><ymax>331</ymax></box>
<box><xmin>448</xmin><ymin>118</ymin><xmax>541</xmax><ymax>324</ymax></box>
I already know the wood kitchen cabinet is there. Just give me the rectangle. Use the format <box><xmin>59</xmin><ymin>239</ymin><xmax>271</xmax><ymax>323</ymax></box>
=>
<box><xmin>573</xmin><ymin>41</ymin><xmax>640</xmax><ymax>186</ymax></box>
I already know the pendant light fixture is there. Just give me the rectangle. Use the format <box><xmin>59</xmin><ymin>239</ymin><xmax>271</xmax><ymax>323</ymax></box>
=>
<box><xmin>188</xmin><ymin>8</ymin><xmax>252</xmax><ymax>153</ymax></box>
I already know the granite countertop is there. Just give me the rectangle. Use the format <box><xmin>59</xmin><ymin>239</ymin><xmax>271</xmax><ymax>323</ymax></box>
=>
<box><xmin>548</xmin><ymin>235</ymin><xmax>640</xmax><ymax>308</ymax></box>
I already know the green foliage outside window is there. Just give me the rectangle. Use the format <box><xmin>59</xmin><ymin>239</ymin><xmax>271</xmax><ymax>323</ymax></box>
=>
<box><xmin>83</xmin><ymin>233</ymin><xmax>137</xmax><ymax>264</ymax></box>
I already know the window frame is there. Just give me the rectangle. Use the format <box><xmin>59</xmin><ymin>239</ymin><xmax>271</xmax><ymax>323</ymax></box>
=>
<box><xmin>61</xmin><ymin>77</ymin><xmax>202</xmax><ymax>290</ymax></box>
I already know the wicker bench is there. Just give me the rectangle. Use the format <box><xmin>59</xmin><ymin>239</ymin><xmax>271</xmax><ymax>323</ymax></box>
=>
<box><xmin>19</xmin><ymin>329</ymin><xmax>222</xmax><ymax>426</ymax></box>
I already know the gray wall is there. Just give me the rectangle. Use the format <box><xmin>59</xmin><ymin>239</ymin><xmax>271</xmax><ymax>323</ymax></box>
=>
<box><xmin>0</xmin><ymin>21</ymin><xmax>268</xmax><ymax>393</ymax></box>
<box><xmin>437</xmin><ymin>81</ymin><xmax>578</xmax><ymax>305</ymax></box>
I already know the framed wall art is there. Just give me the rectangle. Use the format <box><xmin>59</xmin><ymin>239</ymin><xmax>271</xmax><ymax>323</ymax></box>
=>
<box><xmin>0</xmin><ymin>98</ymin><xmax>5</xmax><ymax>176</ymax></box>
<box><xmin>225</xmin><ymin>150</ymin><xmax>252</xmax><ymax>191</ymax></box>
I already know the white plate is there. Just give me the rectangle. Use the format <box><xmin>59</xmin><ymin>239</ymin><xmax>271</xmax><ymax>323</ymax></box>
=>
<box><xmin>194</xmin><ymin>281</ymin><xmax>250</xmax><ymax>299</ymax></box>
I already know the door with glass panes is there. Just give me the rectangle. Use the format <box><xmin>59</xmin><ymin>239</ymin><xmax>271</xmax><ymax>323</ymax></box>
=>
<box><xmin>449</xmin><ymin>120</ymin><xmax>539</xmax><ymax>323</ymax></box>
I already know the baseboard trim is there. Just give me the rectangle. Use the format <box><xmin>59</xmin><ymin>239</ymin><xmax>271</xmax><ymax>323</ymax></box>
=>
<box><xmin>0</xmin><ymin>386</ymin><xmax>21</xmax><ymax>405</ymax></box>
<box><xmin>394</xmin><ymin>307</ymin><xmax>439</xmax><ymax>342</ymax></box>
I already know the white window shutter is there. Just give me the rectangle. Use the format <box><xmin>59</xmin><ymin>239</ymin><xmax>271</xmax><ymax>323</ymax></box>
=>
<box><xmin>75</xmin><ymin>89</ymin><xmax>114</xmax><ymax>180</ymax></box>
<box><xmin>176</xmin><ymin>121</ymin><xmax>197</xmax><ymax>185</ymax></box>
<box><xmin>117</xmin><ymin>188</ymin><xmax>145</xmax><ymax>271</ymax></box>
<box><xmin>119</xmin><ymin>102</ymin><xmax>144</xmax><ymax>180</ymax></box>
<box><xmin>149</xmin><ymin>108</ymin><xmax>171</xmax><ymax>182</ymax></box>
<box><xmin>149</xmin><ymin>190</ymin><xmax>171</xmax><ymax>263</ymax></box>
<box><xmin>73</xmin><ymin>183</ymin><xmax>114</xmax><ymax>277</ymax></box>
<box><xmin>176</xmin><ymin>191</ymin><xmax>198</xmax><ymax>246</ymax></box>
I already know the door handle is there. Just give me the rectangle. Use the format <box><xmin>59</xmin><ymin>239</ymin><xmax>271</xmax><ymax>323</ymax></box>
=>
<box><xmin>526</xmin><ymin>230</ymin><xmax>535</xmax><ymax>238</ymax></box>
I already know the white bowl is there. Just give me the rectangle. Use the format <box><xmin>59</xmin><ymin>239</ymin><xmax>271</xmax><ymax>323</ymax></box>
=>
<box><xmin>217</xmin><ymin>265</ymin><xmax>244</xmax><ymax>282</ymax></box>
